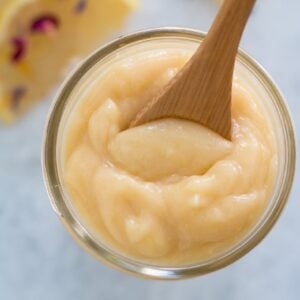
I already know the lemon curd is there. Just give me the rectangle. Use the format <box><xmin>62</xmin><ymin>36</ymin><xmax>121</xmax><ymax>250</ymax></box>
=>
<box><xmin>61</xmin><ymin>45</ymin><xmax>277</xmax><ymax>265</ymax></box>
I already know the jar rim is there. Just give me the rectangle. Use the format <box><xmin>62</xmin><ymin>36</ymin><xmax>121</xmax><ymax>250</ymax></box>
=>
<box><xmin>42</xmin><ymin>27</ymin><xmax>296</xmax><ymax>279</ymax></box>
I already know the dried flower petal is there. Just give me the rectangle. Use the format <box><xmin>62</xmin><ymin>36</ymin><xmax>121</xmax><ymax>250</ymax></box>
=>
<box><xmin>11</xmin><ymin>86</ymin><xmax>27</xmax><ymax>110</ymax></box>
<box><xmin>74</xmin><ymin>0</ymin><xmax>87</xmax><ymax>13</ymax></box>
<box><xmin>30</xmin><ymin>15</ymin><xmax>59</xmax><ymax>35</ymax></box>
<box><xmin>11</xmin><ymin>37</ymin><xmax>27</xmax><ymax>63</ymax></box>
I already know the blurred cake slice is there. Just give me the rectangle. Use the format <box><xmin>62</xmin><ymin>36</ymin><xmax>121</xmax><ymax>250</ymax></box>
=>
<box><xmin>0</xmin><ymin>0</ymin><xmax>137</xmax><ymax>122</ymax></box>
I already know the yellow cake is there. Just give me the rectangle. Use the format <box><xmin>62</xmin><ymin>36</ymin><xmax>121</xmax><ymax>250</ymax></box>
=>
<box><xmin>0</xmin><ymin>0</ymin><xmax>137</xmax><ymax>122</ymax></box>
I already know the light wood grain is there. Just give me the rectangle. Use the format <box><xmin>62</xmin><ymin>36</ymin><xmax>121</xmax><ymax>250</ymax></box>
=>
<box><xmin>130</xmin><ymin>0</ymin><xmax>256</xmax><ymax>140</ymax></box>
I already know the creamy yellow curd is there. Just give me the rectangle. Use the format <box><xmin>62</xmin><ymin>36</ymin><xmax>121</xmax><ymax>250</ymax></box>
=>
<box><xmin>62</xmin><ymin>48</ymin><xmax>277</xmax><ymax>265</ymax></box>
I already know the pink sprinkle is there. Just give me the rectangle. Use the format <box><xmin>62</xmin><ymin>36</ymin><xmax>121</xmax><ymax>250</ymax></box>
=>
<box><xmin>30</xmin><ymin>15</ymin><xmax>59</xmax><ymax>34</ymax></box>
<box><xmin>74</xmin><ymin>0</ymin><xmax>87</xmax><ymax>13</ymax></box>
<box><xmin>11</xmin><ymin>86</ymin><xmax>27</xmax><ymax>110</ymax></box>
<box><xmin>11</xmin><ymin>37</ymin><xmax>27</xmax><ymax>63</ymax></box>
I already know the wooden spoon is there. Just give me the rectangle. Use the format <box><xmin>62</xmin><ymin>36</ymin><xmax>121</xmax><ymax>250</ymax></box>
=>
<box><xmin>130</xmin><ymin>0</ymin><xmax>256</xmax><ymax>140</ymax></box>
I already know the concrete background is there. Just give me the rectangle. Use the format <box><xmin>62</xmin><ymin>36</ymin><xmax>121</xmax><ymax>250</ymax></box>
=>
<box><xmin>0</xmin><ymin>0</ymin><xmax>299</xmax><ymax>299</ymax></box>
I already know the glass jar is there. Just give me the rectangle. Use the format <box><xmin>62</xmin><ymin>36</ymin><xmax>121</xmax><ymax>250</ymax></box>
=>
<box><xmin>42</xmin><ymin>28</ymin><xmax>296</xmax><ymax>279</ymax></box>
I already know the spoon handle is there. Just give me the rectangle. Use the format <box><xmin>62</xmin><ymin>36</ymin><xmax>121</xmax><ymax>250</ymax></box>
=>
<box><xmin>191</xmin><ymin>0</ymin><xmax>256</xmax><ymax>83</ymax></box>
<box><xmin>181</xmin><ymin>0</ymin><xmax>257</xmax><ymax>136</ymax></box>
<box><xmin>131</xmin><ymin>0</ymin><xmax>256</xmax><ymax>140</ymax></box>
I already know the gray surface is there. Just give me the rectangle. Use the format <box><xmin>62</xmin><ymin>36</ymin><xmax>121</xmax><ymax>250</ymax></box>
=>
<box><xmin>0</xmin><ymin>0</ymin><xmax>299</xmax><ymax>299</ymax></box>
